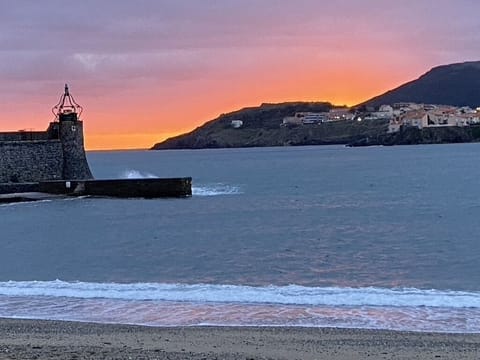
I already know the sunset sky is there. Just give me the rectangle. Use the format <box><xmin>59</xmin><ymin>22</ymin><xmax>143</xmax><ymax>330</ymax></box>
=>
<box><xmin>0</xmin><ymin>0</ymin><xmax>479</xmax><ymax>150</ymax></box>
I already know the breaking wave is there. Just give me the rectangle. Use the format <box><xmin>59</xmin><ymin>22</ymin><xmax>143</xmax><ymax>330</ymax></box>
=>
<box><xmin>119</xmin><ymin>169</ymin><xmax>158</xmax><ymax>179</ymax></box>
<box><xmin>117</xmin><ymin>172</ymin><xmax>241</xmax><ymax>196</ymax></box>
<box><xmin>193</xmin><ymin>184</ymin><xmax>242</xmax><ymax>196</ymax></box>
<box><xmin>1</xmin><ymin>281</ymin><xmax>479</xmax><ymax>332</ymax></box>
<box><xmin>0</xmin><ymin>281</ymin><xmax>478</xmax><ymax>308</ymax></box>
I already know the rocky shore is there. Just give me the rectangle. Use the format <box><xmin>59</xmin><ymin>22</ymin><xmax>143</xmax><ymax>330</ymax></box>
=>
<box><xmin>0</xmin><ymin>318</ymin><xmax>479</xmax><ymax>359</ymax></box>
<box><xmin>348</xmin><ymin>125</ymin><xmax>480</xmax><ymax>147</ymax></box>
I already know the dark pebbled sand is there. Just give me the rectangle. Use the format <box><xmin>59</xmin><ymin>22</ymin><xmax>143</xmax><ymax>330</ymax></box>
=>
<box><xmin>0</xmin><ymin>318</ymin><xmax>479</xmax><ymax>359</ymax></box>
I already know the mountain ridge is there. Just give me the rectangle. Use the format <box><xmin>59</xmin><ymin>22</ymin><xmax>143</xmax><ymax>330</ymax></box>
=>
<box><xmin>360</xmin><ymin>61</ymin><xmax>480</xmax><ymax>108</ymax></box>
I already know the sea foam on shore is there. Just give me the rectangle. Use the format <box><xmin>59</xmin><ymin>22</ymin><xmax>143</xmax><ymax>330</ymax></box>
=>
<box><xmin>0</xmin><ymin>281</ymin><xmax>479</xmax><ymax>333</ymax></box>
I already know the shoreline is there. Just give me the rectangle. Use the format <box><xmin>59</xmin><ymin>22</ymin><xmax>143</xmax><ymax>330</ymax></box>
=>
<box><xmin>0</xmin><ymin>318</ymin><xmax>479</xmax><ymax>359</ymax></box>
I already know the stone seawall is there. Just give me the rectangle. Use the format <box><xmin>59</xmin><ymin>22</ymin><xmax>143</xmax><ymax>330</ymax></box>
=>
<box><xmin>0</xmin><ymin>178</ymin><xmax>193</xmax><ymax>198</ymax></box>
<box><xmin>0</xmin><ymin>182</ymin><xmax>40</xmax><ymax>194</ymax></box>
<box><xmin>0</xmin><ymin>140</ymin><xmax>63</xmax><ymax>183</ymax></box>
<box><xmin>0</xmin><ymin>119</ymin><xmax>92</xmax><ymax>184</ymax></box>
<box><xmin>0</xmin><ymin>131</ymin><xmax>51</xmax><ymax>142</ymax></box>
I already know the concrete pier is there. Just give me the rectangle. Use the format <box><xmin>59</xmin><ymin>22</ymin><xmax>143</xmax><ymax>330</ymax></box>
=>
<box><xmin>0</xmin><ymin>177</ymin><xmax>192</xmax><ymax>200</ymax></box>
<box><xmin>38</xmin><ymin>178</ymin><xmax>192</xmax><ymax>198</ymax></box>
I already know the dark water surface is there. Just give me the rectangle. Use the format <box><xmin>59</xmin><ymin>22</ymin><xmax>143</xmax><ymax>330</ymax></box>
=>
<box><xmin>1</xmin><ymin>144</ymin><xmax>480</xmax><ymax>331</ymax></box>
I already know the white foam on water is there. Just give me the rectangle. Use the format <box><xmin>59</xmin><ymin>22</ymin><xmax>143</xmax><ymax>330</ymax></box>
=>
<box><xmin>0</xmin><ymin>199</ymin><xmax>54</xmax><ymax>207</ymax></box>
<box><xmin>0</xmin><ymin>294</ymin><xmax>479</xmax><ymax>333</ymax></box>
<box><xmin>120</xmin><ymin>169</ymin><xmax>158</xmax><ymax>179</ymax></box>
<box><xmin>1</xmin><ymin>281</ymin><xmax>480</xmax><ymax>332</ymax></box>
<box><xmin>193</xmin><ymin>184</ymin><xmax>242</xmax><ymax>196</ymax></box>
<box><xmin>0</xmin><ymin>281</ymin><xmax>479</xmax><ymax>308</ymax></box>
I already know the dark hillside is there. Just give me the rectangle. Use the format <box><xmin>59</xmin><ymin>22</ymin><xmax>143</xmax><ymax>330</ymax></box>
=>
<box><xmin>362</xmin><ymin>61</ymin><xmax>480</xmax><ymax>108</ymax></box>
<box><xmin>152</xmin><ymin>102</ymin><xmax>388</xmax><ymax>149</ymax></box>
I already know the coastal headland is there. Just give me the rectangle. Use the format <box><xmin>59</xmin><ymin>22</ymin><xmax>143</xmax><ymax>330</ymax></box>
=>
<box><xmin>0</xmin><ymin>319</ymin><xmax>479</xmax><ymax>360</ymax></box>
<box><xmin>152</xmin><ymin>61</ymin><xmax>480</xmax><ymax>150</ymax></box>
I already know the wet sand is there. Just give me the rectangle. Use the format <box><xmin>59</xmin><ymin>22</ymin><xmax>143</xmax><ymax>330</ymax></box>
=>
<box><xmin>0</xmin><ymin>318</ymin><xmax>479</xmax><ymax>359</ymax></box>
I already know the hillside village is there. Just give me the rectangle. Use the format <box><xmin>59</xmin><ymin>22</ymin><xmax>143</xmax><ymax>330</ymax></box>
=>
<box><xmin>253</xmin><ymin>103</ymin><xmax>480</xmax><ymax>133</ymax></box>
<box><xmin>381</xmin><ymin>103</ymin><xmax>480</xmax><ymax>133</ymax></box>
<box><xmin>229</xmin><ymin>102</ymin><xmax>480</xmax><ymax>147</ymax></box>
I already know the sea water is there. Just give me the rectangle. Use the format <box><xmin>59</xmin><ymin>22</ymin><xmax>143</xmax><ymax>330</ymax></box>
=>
<box><xmin>1</xmin><ymin>144</ymin><xmax>479</xmax><ymax>332</ymax></box>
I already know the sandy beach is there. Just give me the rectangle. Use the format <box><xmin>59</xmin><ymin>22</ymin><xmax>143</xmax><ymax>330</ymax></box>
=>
<box><xmin>0</xmin><ymin>318</ymin><xmax>478</xmax><ymax>359</ymax></box>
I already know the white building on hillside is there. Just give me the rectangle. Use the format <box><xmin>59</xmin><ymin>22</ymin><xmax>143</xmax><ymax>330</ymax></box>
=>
<box><xmin>282</xmin><ymin>112</ymin><xmax>327</xmax><ymax>125</ymax></box>
<box><xmin>231</xmin><ymin>120</ymin><xmax>243</xmax><ymax>128</ymax></box>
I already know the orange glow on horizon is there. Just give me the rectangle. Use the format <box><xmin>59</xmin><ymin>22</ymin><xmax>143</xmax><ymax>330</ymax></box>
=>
<box><xmin>0</xmin><ymin>62</ymin><xmax>421</xmax><ymax>151</ymax></box>
<box><xmin>85</xmin><ymin>132</ymin><xmax>182</xmax><ymax>151</ymax></box>
<box><xmin>0</xmin><ymin>1</ymin><xmax>475</xmax><ymax>150</ymax></box>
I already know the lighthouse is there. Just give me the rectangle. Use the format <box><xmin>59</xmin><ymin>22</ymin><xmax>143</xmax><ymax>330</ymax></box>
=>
<box><xmin>52</xmin><ymin>84</ymin><xmax>93</xmax><ymax>180</ymax></box>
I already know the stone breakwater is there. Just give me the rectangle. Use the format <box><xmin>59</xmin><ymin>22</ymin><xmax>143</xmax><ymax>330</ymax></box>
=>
<box><xmin>1</xmin><ymin>86</ymin><xmax>191</xmax><ymax>199</ymax></box>
<box><xmin>0</xmin><ymin>178</ymin><xmax>193</xmax><ymax>199</ymax></box>
<box><xmin>0</xmin><ymin>119</ymin><xmax>192</xmax><ymax>199</ymax></box>
<box><xmin>39</xmin><ymin>178</ymin><xmax>193</xmax><ymax>198</ymax></box>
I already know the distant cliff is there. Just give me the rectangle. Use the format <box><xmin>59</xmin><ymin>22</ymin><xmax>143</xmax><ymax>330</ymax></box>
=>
<box><xmin>152</xmin><ymin>102</ymin><xmax>388</xmax><ymax>150</ymax></box>
<box><xmin>361</xmin><ymin>61</ymin><xmax>480</xmax><ymax>108</ymax></box>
